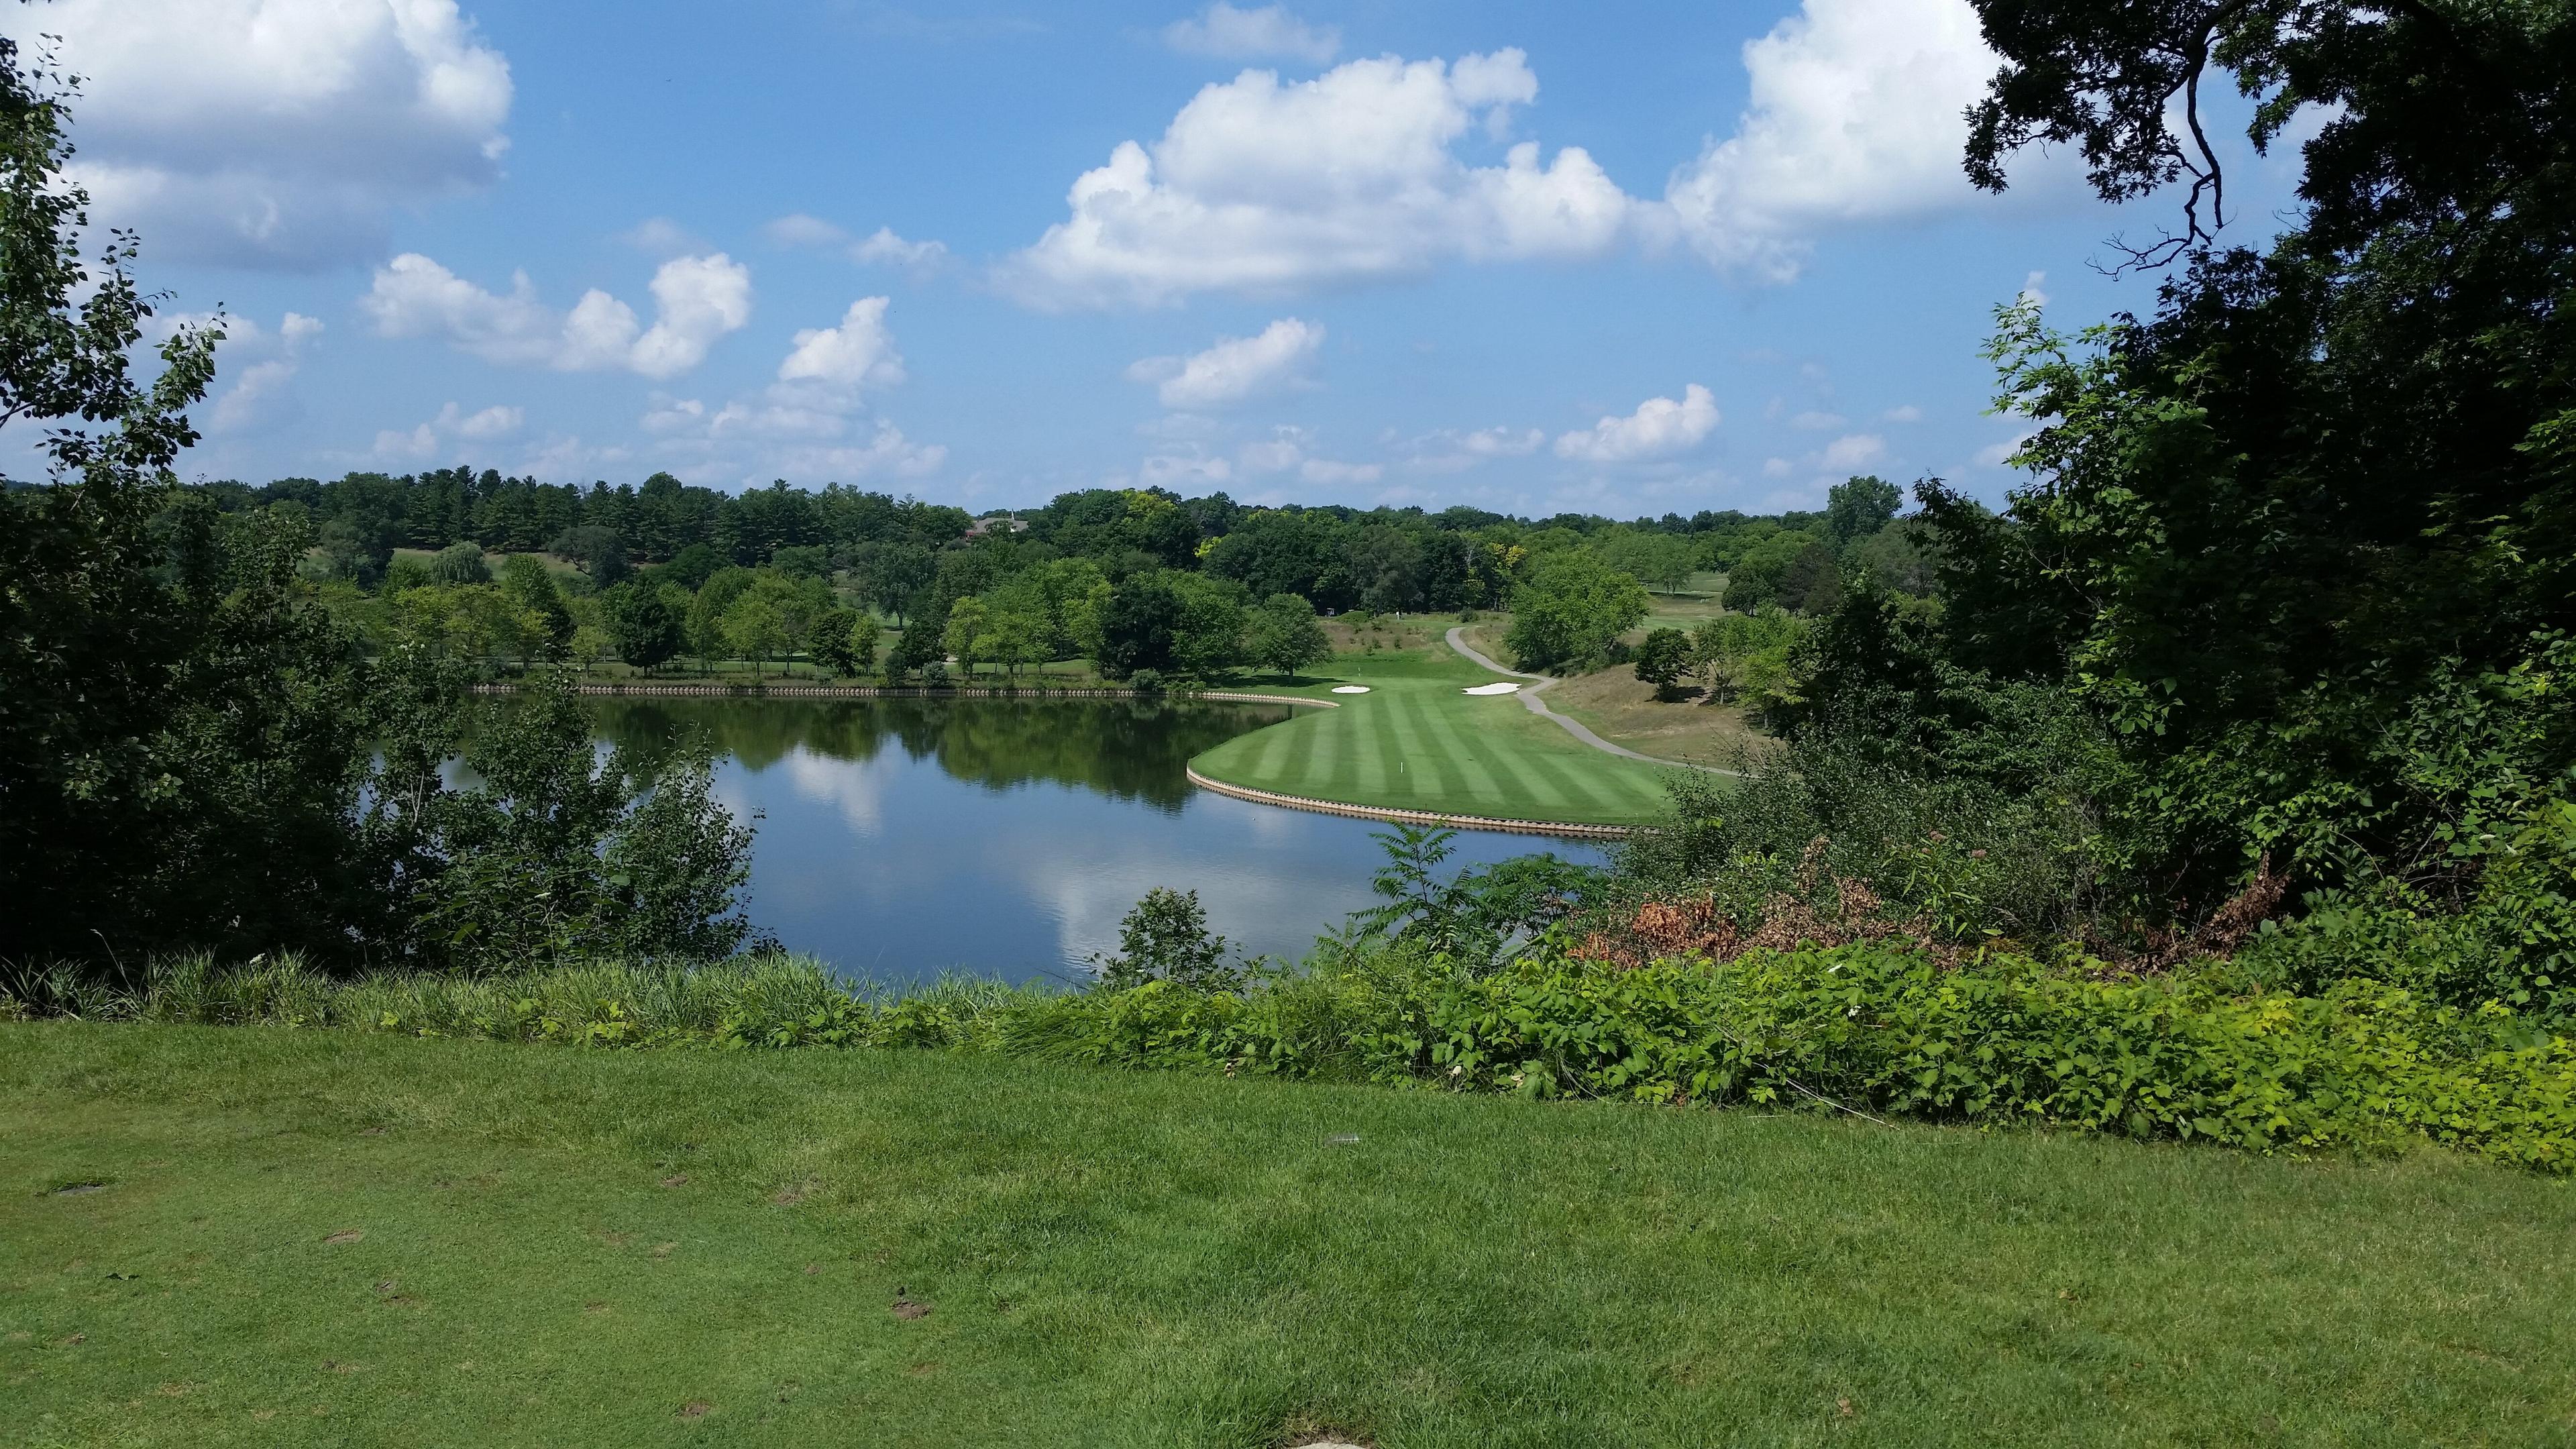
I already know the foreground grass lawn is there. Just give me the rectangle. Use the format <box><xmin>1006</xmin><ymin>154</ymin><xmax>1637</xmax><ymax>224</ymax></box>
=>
<box><xmin>1192</xmin><ymin>643</ymin><xmax>1676</xmax><ymax>826</ymax></box>
<box><xmin>5</xmin><ymin>1026</ymin><xmax>2573</xmax><ymax>1447</ymax></box>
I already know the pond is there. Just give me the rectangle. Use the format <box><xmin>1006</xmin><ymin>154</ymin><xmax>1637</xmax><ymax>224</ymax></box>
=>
<box><xmin>585</xmin><ymin>696</ymin><xmax>1612</xmax><ymax>985</ymax></box>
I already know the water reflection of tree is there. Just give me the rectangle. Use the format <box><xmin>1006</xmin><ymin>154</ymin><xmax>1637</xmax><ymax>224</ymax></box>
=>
<box><xmin>584</xmin><ymin>698</ymin><xmax>1289</xmax><ymax>810</ymax></box>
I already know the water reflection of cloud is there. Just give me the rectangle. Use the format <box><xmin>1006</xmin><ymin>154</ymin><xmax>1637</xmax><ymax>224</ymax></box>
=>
<box><xmin>1022</xmin><ymin>840</ymin><xmax>1346</xmax><ymax>971</ymax></box>
<box><xmin>780</xmin><ymin>747</ymin><xmax>888</xmax><ymax>835</ymax></box>
<box><xmin>1224</xmin><ymin>794</ymin><xmax>1307</xmax><ymax>845</ymax></box>
<box><xmin>710</xmin><ymin>766</ymin><xmax>761</xmax><ymax>832</ymax></box>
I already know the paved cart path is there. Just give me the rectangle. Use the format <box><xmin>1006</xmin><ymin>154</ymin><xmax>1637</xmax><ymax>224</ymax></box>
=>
<box><xmin>1445</xmin><ymin>627</ymin><xmax>1738</xmax><ymax>775</ymax></box>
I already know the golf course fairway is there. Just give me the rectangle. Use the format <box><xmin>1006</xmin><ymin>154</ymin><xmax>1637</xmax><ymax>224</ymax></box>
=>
<box><xmin>1189</xmin><ymin>643</ymin><xmax>1679</xmax><ymax>828</ymax></box>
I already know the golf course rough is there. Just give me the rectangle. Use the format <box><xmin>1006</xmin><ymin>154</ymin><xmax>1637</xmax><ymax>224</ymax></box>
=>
<box><xmin>1189</xmin><ymin>645</ymin><xmax>1680</xmax><ymax>828</ymax></box>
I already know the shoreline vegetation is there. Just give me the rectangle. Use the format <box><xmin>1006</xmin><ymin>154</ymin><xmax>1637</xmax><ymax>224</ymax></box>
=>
<box><xmin>13</xmin><ymin>948</ymin><xmax>2568</xmax><ymax>1174</ymax></box>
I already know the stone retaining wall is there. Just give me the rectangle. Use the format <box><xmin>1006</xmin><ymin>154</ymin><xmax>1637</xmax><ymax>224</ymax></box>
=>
<box><xmin>1183</xmin><ymin>767</ymin><xmax>1631</xmax><ymax>839</ymax></box>
<box><xmin>467</xmin><ymin>682</ymin><xmax>1339</xmax><ymax>707</ymax></box>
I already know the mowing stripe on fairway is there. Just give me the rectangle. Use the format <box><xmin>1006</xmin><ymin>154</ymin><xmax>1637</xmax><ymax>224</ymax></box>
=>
<box><xmin>1391</xmin><ymin>694</ymin><xmax>1459</xmax><ymax>803</ymax></box>
<box><xmin>1351</xmin><ymin>706</ymin><xmax>1390</xmax><ymax>796</ymax></box>
<box><xmin>1444</xmin><ymin>708</ymin><xmax>1507</xmax><ymax>803</ymax></box>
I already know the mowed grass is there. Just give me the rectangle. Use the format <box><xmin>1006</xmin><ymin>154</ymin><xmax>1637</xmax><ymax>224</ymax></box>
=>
<box><xmin>1191</xmin><ymin>643</ymin><xmax>1678</xmax><ymax>826</ymax></box>
<box><xmin>5</xmin><ymin>1026</ymin><xmax>2574</xmax><ymax>1448</ymax></box>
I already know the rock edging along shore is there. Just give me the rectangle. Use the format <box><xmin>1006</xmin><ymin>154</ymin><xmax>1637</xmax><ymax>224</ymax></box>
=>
<box><xmin>466</xmin><ymin>682</ymin><xmax>1342</xmax><ymax>706</ymax></box>
<box><xmin>1183</xmin><ymin>766</ymin><xmax>1633</xmax><ymax>839</ymax></box>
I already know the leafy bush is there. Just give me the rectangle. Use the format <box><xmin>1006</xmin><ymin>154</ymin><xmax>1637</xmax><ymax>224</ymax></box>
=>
<box><xmin>1091</xmin><ymin>887</ymin><xmax>1243</xmax><ymax>991</ymax></box>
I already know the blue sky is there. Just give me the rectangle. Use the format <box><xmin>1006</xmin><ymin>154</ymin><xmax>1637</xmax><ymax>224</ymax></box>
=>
<box><xmin>7</xmin><ymin>0</ymin><xmax>2307</xmax><ymax>516</ymax></box>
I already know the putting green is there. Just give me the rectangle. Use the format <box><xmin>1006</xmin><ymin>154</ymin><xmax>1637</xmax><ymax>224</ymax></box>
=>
<box><xmin>1191</xmin><ymin>645</ymin><xmax>1680</xmax><ymax>827</ymax></box>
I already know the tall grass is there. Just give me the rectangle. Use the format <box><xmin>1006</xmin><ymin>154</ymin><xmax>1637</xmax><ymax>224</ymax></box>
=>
<box><xmin>1</xmin><ymin>951</ymin><xmax>1046</xmax><ymax>1049</ymax></box>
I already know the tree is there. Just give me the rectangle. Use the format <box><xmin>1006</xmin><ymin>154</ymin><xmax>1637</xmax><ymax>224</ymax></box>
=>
<box><xmin>1778</xmin><ymin>537</ymin><xmax>1843</xmax><ymax>615</ymax></box>
<box><xmin>1594</xmin><ymin>530</ymin><xmax>1699</xmax><ymax>594</ymax></box>
<box><xmin>659</xmin><ymin>541</ymin><xmax>724</xmax><ymax>591</ymax></box>
<box><xmin>429</xmin><ymin>540</ymin><xmax>490</xmax><ymax>584</ymax></box>
<box><xmin>888</xmin><ymin>612</ymin><xmax>945</xmax><ymax>680</ymax></box>
<box><xmin>1824</xmin><ymin>476</ymin><xmax>1901</xmax><ymax>545</ymax></box>
<box><xmin>1691</xmin><ymin>607</ymin><xmax>1804</xmax><ymax>711</ymax></box>
<box><xmin>847</xmin><ymin>610</ymin><xmax>883</xmax><ymax>676</ymax></box>
<box><xmin>1097</xmin><ymin>574</ymin><xmax>1183</xmax><ymax>680</ymax></box>
<box><xmin>0</xmin><ymin>41</ymin><xmax>371</xmax><ymax>967</ymax></box>
<box><xmin>941</xmin><ymin>595</ymin><xmax>991</xmax><ymax>676</ymax></box>
<box><xmin>684</xmin><ymin>566</ymin><xmax>754</xmax><ymax>672</ymax></box>
<box><xmin>549</xmin><ymin>524</ymin><xmax>628</xmax><ymax>586</ymax></box>
<box><xmin>1858</xmin><ymin>0</ymin><xmax>2576</xmax><ymax>917</ymax></box>
<box><xmin>769</xmin><ymin>543</ymin><xmax>828</xmax><ymax>578</ymax></box>
<box><xmin>1504</xmin><ymin>554</ymin><xmax>1650</xmax><ymax>674</ymax></box>
<box><xmin>1718</xmin><ymin>529</ymin><xmax>1813</xmax><ymax>611</ymax></box>
<box><xmin>1166</xmin><ymin>571</ymin><xmax>1248</xmax><ymax>677</ymax></box>
<box><xmin>375</xmin><ymin>669</ymin><xmax>753</xmax><ymax>967</ymax></box>
<box><xmin>0</xmin><ymin>37</ymin><xmax>761</xmax><ymax>973</ymax></box>
<box><xmin>1633</xmin><ymin>627</ymin><xmax>1693</xmax><ymax>700</ymax></box>
<box><xmin>721</xmin><ymin>591</ymin><xmax>788</xmax><ymax>676</ymax></box>
<box><xmin>602</xmin><ymin>582</ymin><xmax>683</xmax><ymax>674</ymax></box>
<box><xmin>1245</xmin><ymin>592</ymin><xmax>1332</xmax><ymax>681</ymax></box>
<box><xmin>498</xmin><ymin>554</ymin><xmax>574</xmax><ymax>661</ymax></box>
<box><xmin>849</xmin><ymin>540</ymin><xmax>938</xmax><ymax>625</ymax></box>
<box><xmin>808</xmin><ymin>605</ymin><xmax>861</xmax><ymax>676</ymax></box>
<box><xmin>1091</xmin><ymin>887</ymin><xmax>1239</xmax><ymax>991</ymax></box>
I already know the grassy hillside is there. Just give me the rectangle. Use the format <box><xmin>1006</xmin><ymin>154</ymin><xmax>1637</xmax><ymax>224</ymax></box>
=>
<box><xmin>5</xmin><ymin>1024</ymin><xmax>2572</xmax><ymax>1448</ymax></box>
<box><xmin>1189</xmin><ymin>642</ymin><xmax>1678</xmax><ymax>826</ymax></box>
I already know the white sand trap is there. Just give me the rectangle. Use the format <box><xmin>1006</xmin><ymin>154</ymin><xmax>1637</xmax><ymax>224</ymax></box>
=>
<box><xmin>1330</xmin><ymin>685</ymin><xmax>1371</xmax><ymax>694</ymax></box>
<box><xmin>1461</xmin><ymin>682</ymin><xmax>1522</xmax><ymax>696</ymax></box>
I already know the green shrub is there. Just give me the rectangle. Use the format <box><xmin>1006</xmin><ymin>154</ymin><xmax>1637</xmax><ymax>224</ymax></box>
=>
<box><xmin>26</xmin><ymin>943</ymin><xmax>2569</xmax><ymax>1173</ymax></box>
<box><xmin>1372</xmin><ymin>948</ymin><xmax>2573</xmax><ymax>1171</ymax></box>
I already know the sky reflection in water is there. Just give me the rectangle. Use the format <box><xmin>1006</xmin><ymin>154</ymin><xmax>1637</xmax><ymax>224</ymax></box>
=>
<box><xmin>586</xmin><ymin>698</ymin><xmax>1610</xmax><ymax>985</ymax></box>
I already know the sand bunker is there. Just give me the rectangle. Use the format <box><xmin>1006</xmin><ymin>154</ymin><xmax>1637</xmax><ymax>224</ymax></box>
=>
<box><xmin>1461</xmin><ymin>682</ymin><xmax>1522</xmax><ymax>696</ymax></box>
<box><xmin>1330</xmin><ymin>686</ymin><xmax>1371</xmax><ymax>694</ymax></box>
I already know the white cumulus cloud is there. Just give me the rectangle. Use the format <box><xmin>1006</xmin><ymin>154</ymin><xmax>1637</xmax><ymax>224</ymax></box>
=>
<box><xmin>765</xmin><ymin>214</ymin><xmax>951</xmax><ymax>272</ymax></box>
<box><xmin>1162</xmin><ymin>3</ymin><xmax>1339</xmax><ymax>63</ymax></box>
<box><xmin>197</xmin><ymin>311</ymin><xmax>324</xmax><ymax>434</ymax></box>
<box><xmin>851</xmin><ymin>227</ymin><xmax>949</xmax><ymax>269</ymax></box>
<box><xmin>1405</xmin><ymin>423</ymin><xmax>1546</xmax><ymax>473</ymax></box>
<box><xmin>779</xmin><ymin>297</ymin><xmax>906</xmax><ymax>391</ymax></box>
<box><xmin>1820</xmin><ymin>432</ymin><xmax>1887</xmax><ymax>468</ymax></box>
<box><xmin>1660</xmin><ymin>0</ymin><xmax>1998</xmax><ymax>281</ymax></box>
<box><xmin>1140</xmin><ymin>453</ymin><xmax>1234</xmax><ymax>489</ymax></box>
<box><xmin>639</xmin><ymin>297</ymin><xmax>943</xmax><ymax>484</ymax></box>
<box><xmin>1128</xmin><ymin>317</ymin><xmax>1322</xmax><ymax>409</ymax></box>
<box><xmin>1299</xmin><ymin>458</ymin><xmax>1380</xmax><ymax>485</ymax></box>
<box><xmin>1459</xmin><ymin>425</ymin><xmax>1546</xmax><ymax>457</ymax></box>
<box><xmin>361</xmin><ymin>252</ymin><xmax>752</xmax><ymax>380</ymax></box>
<box><xmin>1237</xmin><ymin>427</ymin><xmax>1309</xmax><ymax>474</ymax></box>
<box><xmin>9</xmin><ymin>0</ymin><xmax>512</xmax><ymax>269</ymax></box>
<box><xmin>1554</xmin><ymin>384</ymin><xmax>1720</xmax><ymax>463</ymax></box>
<box><xmin>1002</xmin><ymin>50</ymin><xmax>1637</xmax><ymax>307</ymax></box>
<box><xmin>372</xmin><ymin>400</ymin><xmax>525</xmax><ymax>462</ymax></box>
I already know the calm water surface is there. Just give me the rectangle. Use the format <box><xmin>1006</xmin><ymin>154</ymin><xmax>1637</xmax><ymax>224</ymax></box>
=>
<box><xmin>586</xmin><ymin>697</ymin><xmax>1609</xmax><ymax>984</ymax></box>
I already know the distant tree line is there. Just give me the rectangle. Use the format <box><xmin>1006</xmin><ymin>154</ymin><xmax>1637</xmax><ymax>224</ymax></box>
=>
<box><xmin>204</xmin><ymin>464</ymin><xmax>1935</xmax><ymax>697</ymax></box>
<box><xmin>210</xmin><ymin>466</ymin><xmax>1927</xmax><ymax>622</ymax></box>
